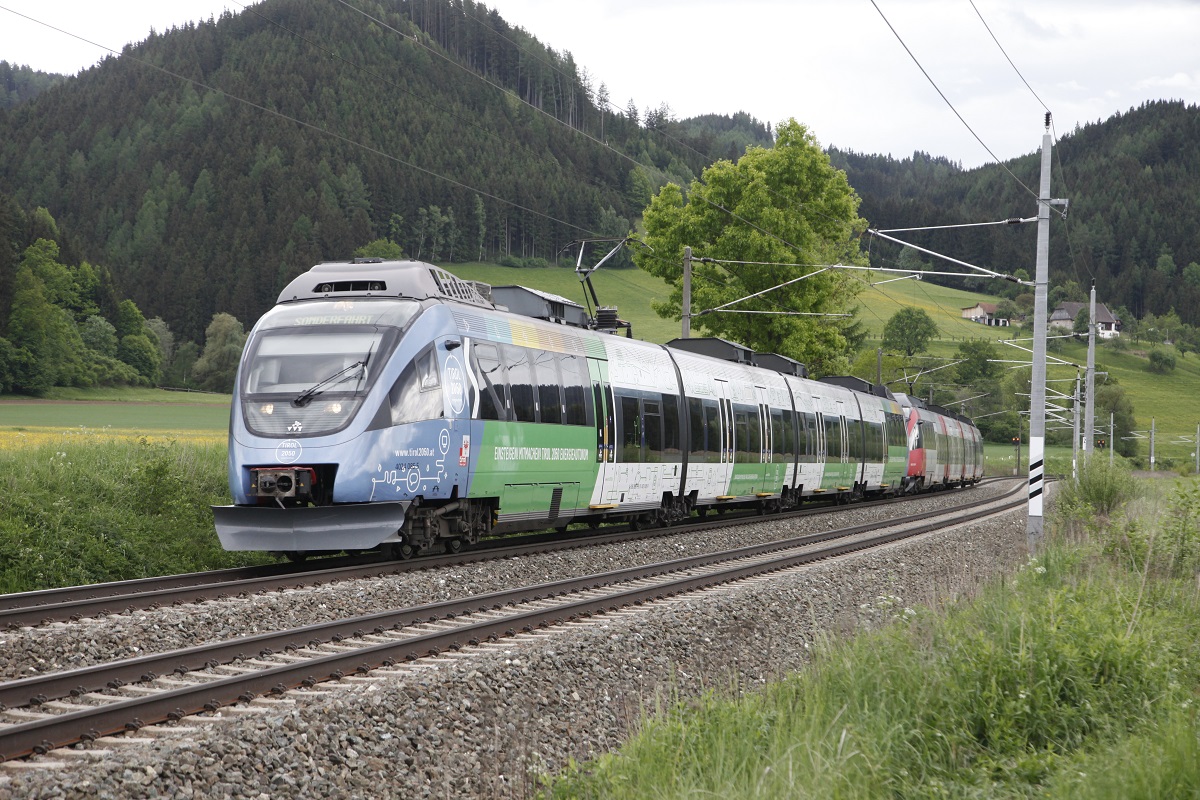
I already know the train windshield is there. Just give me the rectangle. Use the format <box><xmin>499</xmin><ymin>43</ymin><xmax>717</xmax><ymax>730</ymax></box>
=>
<box><xmin>245</xmin><ymin>331</ymin><xmax>383</xmax><ymax>397</ymax></box>
<box><xmin>239</xmin><ymin>299</ymin><xmax>419</xmax><ymax>438</ymax></box>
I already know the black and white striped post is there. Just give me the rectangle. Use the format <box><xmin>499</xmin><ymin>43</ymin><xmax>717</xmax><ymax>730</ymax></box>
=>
<box><xmin>1028</xmin><ymin>114</ymin><xmax>1068</xmax><ymax>552</ymax></box>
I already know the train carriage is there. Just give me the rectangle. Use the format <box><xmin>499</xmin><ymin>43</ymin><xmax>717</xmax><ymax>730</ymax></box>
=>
<box><xmin>895</xmin><ymin>392</ymin><xmax>984</xmax><ymax>491</ymax></box>
<box><xmin>215</xmin><ymin>259</ymin><xmax>984</xmax><ymax>557</ymax></box>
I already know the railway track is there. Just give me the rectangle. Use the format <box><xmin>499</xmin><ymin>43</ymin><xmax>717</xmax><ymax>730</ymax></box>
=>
<box><xmin>0</xmin><ymin>481</ymin><xmax>1023</xmax><ymax>763</ymax></box>
<box><xmin>0</xmin><ymin>481</ymin><xmax>999</xmax><ymax>629</ymax></box>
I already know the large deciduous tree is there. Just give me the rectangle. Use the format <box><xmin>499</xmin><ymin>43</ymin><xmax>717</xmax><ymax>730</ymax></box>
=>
<box><xmin>191</xmin><ymin>313</ymin><xmax>246</xmax><ymax>393</ymax></box>
<box><xmin>633</xmin><ymin>119</ymin><xmax>868</xmax><ymax>375</ymax></box>
<box><xmin>953</xmin><ymin>339</ymin><xmax>1001</xmax><ymax>386</ymax></box>
<box><xmin>883</xmin><ymin>307</ymin><xmax>940</xmax><ymax>358</ymax></box>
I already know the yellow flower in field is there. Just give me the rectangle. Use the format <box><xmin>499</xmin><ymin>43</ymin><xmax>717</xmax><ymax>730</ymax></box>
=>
<box><xmin>0</xmin><ymin>428</ymin><xmax>223</xmax><ymax>451</ymax></box>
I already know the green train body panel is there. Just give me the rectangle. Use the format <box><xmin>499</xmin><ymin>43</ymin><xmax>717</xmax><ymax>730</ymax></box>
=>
<box><xmin>821</xmin><ymin>461</ymin><xmax>857</xmax><ymax>491</ymax></box>
<box><xmin>468</xmin><ymin>420</ymin><xmax>598</xmax><ymax>516</ymax></box>
<box><xmin>884</xmin><ymin>445</ymin><xmax>909</xmax><ymax>486</ymax></box>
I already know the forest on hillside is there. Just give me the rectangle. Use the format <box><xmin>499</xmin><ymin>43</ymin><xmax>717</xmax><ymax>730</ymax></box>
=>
<box><xmin>0</xmin><ymin>0</ymin><xmax>771</xmax><ymax>343</ymax></box>
<box><xmin>0</xmin><ymin>61</ymin><xmax>66</xmax><ymax>109</ymax></box>
<box><xmin>0</xmin><ymin>196</ymin><xmax>241</xmax><ymax>395</ymax></box>
<box><xmin>830</xmin><ymin>99</ymin><xmax>1200</xmax><ymax>328</ymax></box>
<box><xmin>3</xmin><ymin>0</ymin><xmax>1200</xmax><ymax>419</ymax></box>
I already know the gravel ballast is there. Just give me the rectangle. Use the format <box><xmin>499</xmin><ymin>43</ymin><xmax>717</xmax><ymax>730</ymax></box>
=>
<box><xmin>2</xmin><ymin>482</ymin><xmax>1030</xmax><ymax>799</ymax></box>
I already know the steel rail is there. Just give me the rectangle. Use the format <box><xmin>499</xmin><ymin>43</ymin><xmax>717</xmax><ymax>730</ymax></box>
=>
<box><xmin>0</xmin><ymin>485</ymin><xmax>1024</xmax><ymax>761</ymax></box>
<box><xmin>0</xmin><ymin>481</ymin><xmax>998</xmax><ymax>628</ymax></box>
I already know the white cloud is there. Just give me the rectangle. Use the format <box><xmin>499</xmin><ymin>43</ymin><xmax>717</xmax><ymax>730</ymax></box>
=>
<box><xmin>1136</xmin><ymin>72</ymin><xmax>1198</xmax><ymax>90</ymax></box>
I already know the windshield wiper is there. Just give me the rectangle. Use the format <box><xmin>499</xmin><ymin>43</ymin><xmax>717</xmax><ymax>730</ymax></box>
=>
<box><xmin>293</xmin><ymin>359</ymin><xmax>367</xmax><ymax>407</ymax></box>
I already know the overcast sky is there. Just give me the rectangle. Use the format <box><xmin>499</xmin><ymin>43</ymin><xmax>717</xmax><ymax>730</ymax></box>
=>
<box><xmin>2</xmin><ymin>0</ymin><xmax>1198</xmax><ymax>168</ymax></box>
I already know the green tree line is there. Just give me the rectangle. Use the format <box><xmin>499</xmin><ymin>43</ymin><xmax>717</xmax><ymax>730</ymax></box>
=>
<box><xmin>0</xmin><ymin>199</ymin><xmax>244</xmax><ymax>394</ymax></box>
<box><xmin>0</xmin><ymin>0</ymin><xmax>771</xmax><ymax>343</ymax></box>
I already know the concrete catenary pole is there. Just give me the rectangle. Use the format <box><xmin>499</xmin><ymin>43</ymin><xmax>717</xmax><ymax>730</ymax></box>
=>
<box><xmin>1084</xmin><ymin>284</ymin><xmax>1097</xmax><ymax>457</ymax></box>
<box><xmin>1072</xmin><ymin>375</ymin><xmax>1080</xmax><ymax>481</ymax></box>
<box><xmin>1028</xmin><ymin>116</ymin><xmax>1054</xmax><ymax>551</ymax></box>
<box><xmin>1150</xmin><ymin>417</ymin><xmax>1156</xmax><ymax>470</ymax></box>
<box><xmin>681</xmin><ymin>246</ymin><xmax>692</xmax><ymax>339</ymax></box>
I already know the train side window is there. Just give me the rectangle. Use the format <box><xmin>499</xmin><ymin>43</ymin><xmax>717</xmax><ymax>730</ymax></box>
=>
<box><xmin>733</xmin><ymin>408</ymin><xmax>751</xmax><ymax>463</ymax></box>
<box><xmin>386</xmin><ymin>347</ymin><xmax>442</xmax><ymax>426</ymax></box>
<box><xmin>503</xmin><ymin>344</ymin><xmax>536</xmax><ymax>422</ymax></box>
<box><xmin>845</xmin><ymin>417</ymin><xmax>859</xmax><ymax>460</ymax></box>
<box><xmin>644</xmin><ymin>399</ymin><xmax>663</xmax><ymax>462</ymax></box>
<box><xmin>472</xmin><ymin>343</ymin><xmax>506</xmax><ymax>421</ymax></box>
<box><xmin>886</xmin><ymin>414</ymin><xmax>902</xmax><ymax>448</ymax></box>
<box><xmin>771</xmin><ymin>409</ymin><xmax>790</xmax><ymax>463</ymax></box>
<box><xmin>748</xmin><ymin>407</ymin><xmax>762</xmax><ymax>460</ymax></box>
<box><xmin>662</xmin><ymin>394</ymin><xmax>681</xmax><ymax>461</ymax></box>
<box><xmin>825</xmin><ymin>414</ymin><xmax>842</xmax><ymax>459</ymax></box>
<box><xmin>704</xmin><ymin>401</ymin><xmax>721</xmax><ymax>462</ymax></box>
<box><xmin>619</xmin><ymin>394</ymin><xmax>642</xmax><ymax>461</ymax></box>
<box><xmin>798</xmin><ymin>411</ymin><xmax>815</xmax><ymax>462</ymax></box>
<box><xmin>688</xmin><ymin>398</ymin><xmax>707</xmax><ymax>462</ymax></box>
<box><xmin>560</xmin><ymin>354</ymin><xmax>590</xmax><ymax>426</ymax></box>
<box><xmin>792</xmin><ymin>409</ymin><xmax>803</xmax><ymax>460</ymax></box>
<box><xmin>868</xmin><ymin>421</ymin><xmax>884</xmax><ymax>461</ymax></box>
<box><xmin>534</xmin><ymin>350</ymin><xmax>562</xmax><ymax>425</ymax></box>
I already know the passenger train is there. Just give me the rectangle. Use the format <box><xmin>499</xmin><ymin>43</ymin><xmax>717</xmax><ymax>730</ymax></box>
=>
<box><xmin>213</xmin><ymin>259</ymin><xmax>983</xmax><ymax>558</ymax></box>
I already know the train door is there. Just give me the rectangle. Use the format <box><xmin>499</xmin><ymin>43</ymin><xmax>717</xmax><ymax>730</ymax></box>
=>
<box><xmin>813</xmin><ymin>405</ymin><xmax>829</xmax><ymax>493</ymax></box>
<box><xmin>837</xmin><ymin>400</ymin><xmax>854</xmax><ymax>490</ymax></box>
<box><xmin>586</xmin><ymin>357</ymin><xmax>616</xmax><ymax>508</ymax></box>
<box><xmin>713</xmin><ymin>379</ymin><xmax>736</xmax><ymax>498</ymax></box>
<box><xmin>791</xmin><ymin>383</ymin><xmax>820</xmax><ymax>496</ymax></box>
<box><xmin>755</xmin><ymin>386</ymin><xmax>780</xmax><ymax>494</ymax></box>
<box><xmin>817</xmin><ymin>397</ymin><xmax>851</xmax><ymax>494</ymax></box>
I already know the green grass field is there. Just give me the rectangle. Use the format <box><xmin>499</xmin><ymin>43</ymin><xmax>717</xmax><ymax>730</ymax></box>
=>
<box><xmin>849</xmin><ymin>276</ymin><xmax>1013</xmax><ymax>341</ymax></box>
<box><xmin>446</xmin><ymin>262</ymin><xmax>1010</xmax><ymax>346</ymax></box>
<box><xmin>0</xmin><ymin>390</ymin><xmax>230</xmax><ymax>437</ymax></box>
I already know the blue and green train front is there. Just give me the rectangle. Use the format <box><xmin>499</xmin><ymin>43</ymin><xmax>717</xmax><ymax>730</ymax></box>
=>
<box><xmin>214</xmin><ymin>261</ymin><xmax>501</xmax><ymax>557</ymax></box>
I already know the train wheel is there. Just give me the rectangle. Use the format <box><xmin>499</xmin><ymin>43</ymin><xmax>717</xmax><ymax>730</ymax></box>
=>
<box><xmin>391</xmin><ymin>543</ymin><xmax>415</xmax><ymax>560</ymax></box>
<box><xmin>444</xmin><ymin>538</ymin><xmax>464</xmax><ymax>555</ymax></box>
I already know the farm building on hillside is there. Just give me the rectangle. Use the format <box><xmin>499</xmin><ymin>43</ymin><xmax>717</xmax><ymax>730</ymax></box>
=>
<box><xmin>961</xmin><ymin>302</ymin><xmax>1009</xmax><ymax>327</ymax></box>
<box><xmin>1048</xmin><ymin>301</ymin><xmax>1121</xmax><ymax>338</ymax></box>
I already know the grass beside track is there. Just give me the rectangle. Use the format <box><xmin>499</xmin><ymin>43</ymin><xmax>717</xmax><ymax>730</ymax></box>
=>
<box><xmin>541</xmin><ymin>467</ymin><xmax>1200</xmax><ymax>799</ymax></box>
<box><xmin>0</xmin><ymin>434</ymin><xmax>269</xmax><ymax>593</ymax></box>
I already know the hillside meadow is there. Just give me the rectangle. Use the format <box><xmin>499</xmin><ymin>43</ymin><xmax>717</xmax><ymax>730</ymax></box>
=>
<box><xmin>446</xmin><ymin>262</ymin><xmax>1011</xmax><ymax>347</ymax></box>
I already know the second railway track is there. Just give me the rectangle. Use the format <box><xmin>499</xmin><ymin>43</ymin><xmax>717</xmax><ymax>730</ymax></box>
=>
<box><xmin>0</xmin><ymin>482</ymin><xmax>1024</xmax><ymax>762</ymax></box>
<box><xmin>0</xmin><ymin>479</ymin><xmax>1004</xmax><ymax>630</ymax></box>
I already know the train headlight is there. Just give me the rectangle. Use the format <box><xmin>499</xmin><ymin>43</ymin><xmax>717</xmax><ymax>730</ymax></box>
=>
<box><xmin>325</xmin><ymin>402</ymin><xmax>343</xmax><ymax>414</ymax></box>
<box><xmin>260</xmin><ymin>403</ymin><xmax>275</xmax><ymax>415</ymax></box>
